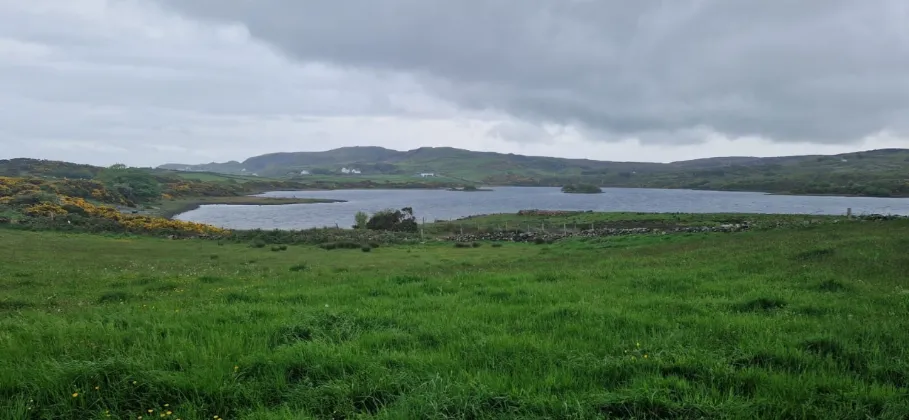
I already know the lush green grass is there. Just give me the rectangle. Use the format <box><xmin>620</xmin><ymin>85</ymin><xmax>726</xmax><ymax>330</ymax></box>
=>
<box><xmin>426</xmin><ymin>212</ymin><xmax>850</xmax><ymax>234</ymax></box>
<box><xmin>1</xmin><ymin>221</ymin><xmax>909</xmax><ymax>419</ymax></box>
<box><xmin>171</xmin><ymin>172</ymin><xmax>267</xmax><ymax>183</ymax></box>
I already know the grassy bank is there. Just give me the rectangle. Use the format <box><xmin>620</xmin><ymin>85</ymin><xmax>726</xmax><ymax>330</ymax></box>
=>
<box><xmin>425</xmin><ymin>211</ymin><xmax>852</xmax><ymax>234</ymax></box>
<box><xmin>152</xmin><ymin>196</ymin><xmax>346</xmax><ymax>219</ymax></box>
<box><xmin>1</xmin><ymin>218</ymin><xmax>908</xmax><ymax>419</ymax></box>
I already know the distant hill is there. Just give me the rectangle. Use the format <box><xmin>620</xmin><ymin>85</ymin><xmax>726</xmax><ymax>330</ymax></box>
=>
<box><xmin>155</xmin><ymin>146</ymin><xmax>909</xmax><ymax>197</ymax></box>
<box><xmin>160</xmin><ymin>146</ymin><xmax>668</xmax><ymax>178</ymax></box>
<box><xmin>6</xmin><ymin>147</ymin><xmax>908</xmax><ymax>198</ymax></box>
<box><xmin>0</xmin><ymin>158</ymin><xmax>103</xmax><ymax>179</ymax></box>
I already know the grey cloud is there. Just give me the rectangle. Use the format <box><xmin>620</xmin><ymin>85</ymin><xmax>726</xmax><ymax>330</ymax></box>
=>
<box><xmin>487</xmin><ymin>121</ymin><xmax>554</xmax><ymax>145</ymax></box>
<box><xmin>153</xmin><ymin>0</ymin><xmax>909</xmax><ymax>144</ymax></box>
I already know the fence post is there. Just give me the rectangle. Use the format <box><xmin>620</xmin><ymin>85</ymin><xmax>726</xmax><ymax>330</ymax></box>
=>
<box><xmin>504</xmin><ymin>221</ymin><xmax>508</xmax><ymax>231</ymax></box>
<box><xmin>563</xmin><ymin>223</ymin><xmax>567</xmax><ymax>234</ymax></box>
<box><xmin>847</xmin><ymin>208</ymin><xmax>852</xmax><ymax>218</ymax></box>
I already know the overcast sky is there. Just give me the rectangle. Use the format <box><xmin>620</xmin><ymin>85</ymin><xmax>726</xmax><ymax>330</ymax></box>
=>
<box><xmin>2</xmin><ymin>0</ymin><xmax>908</xmax><ymax>167</ymax></box>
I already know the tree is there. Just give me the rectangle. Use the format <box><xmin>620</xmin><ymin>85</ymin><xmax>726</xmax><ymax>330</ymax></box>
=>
<box><xmin>354</xmin><ymin>211</ymin><xmax>369</xmax><ymax>229</ymax></box>
<box><xmin>366</xmin><ymin>207</ymin><xmax>418</xmax><ymax>232</ymax></box>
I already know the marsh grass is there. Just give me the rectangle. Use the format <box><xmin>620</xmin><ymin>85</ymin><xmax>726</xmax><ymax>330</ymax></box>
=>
<box><xmin>1</xmin><ymin>219</ymin><xmax>908</xmax><ymax>419</ymax></box>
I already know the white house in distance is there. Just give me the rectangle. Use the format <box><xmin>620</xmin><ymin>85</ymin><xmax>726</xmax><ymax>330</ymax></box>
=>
<box><xmin>299</xmin><ymin>170</ymin><xmax>310</xmax><ymax>175</ymax></box>
<box><xmin>419</xmin><ymin>172</ymin><xmax>436</xmax><ymax>178</ymax></box>
<box><xmin>341</xmin><ymin>167</ymin><xmax>362</xmax><ymax>174</ymax></box>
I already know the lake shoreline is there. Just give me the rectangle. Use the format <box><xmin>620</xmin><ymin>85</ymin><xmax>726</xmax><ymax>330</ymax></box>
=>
<box><xmin>175</xmin><ymin>186</ymin><xmax>909</xmax><ymax>230</ymax></box>
<box><xmin>158</xmin><ymin>196</ymin><xmax>347</xmax><ymax>219</ymax></box>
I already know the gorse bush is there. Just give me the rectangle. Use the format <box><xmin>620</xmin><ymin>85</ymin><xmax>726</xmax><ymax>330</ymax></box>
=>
<box><xmin>6</xmin><ymin>193</ymin><xmax>228</xmax><ymax>237</ymax></box>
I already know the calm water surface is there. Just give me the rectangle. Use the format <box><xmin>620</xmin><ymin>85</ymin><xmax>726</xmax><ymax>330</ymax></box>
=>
<box><xmin>174</xmin><ymin>187</ymin><xmax>909</xmax><ymax>230</ymax></box>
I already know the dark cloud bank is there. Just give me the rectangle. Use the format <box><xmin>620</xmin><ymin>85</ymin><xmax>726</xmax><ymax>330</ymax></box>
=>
<box><xmin>155</xmin><ymin>0</ymin><xmax>909</xmax><ymax>145</ymax></box>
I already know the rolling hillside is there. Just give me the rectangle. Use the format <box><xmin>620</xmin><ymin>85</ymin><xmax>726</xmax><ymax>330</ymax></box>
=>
<box><xmin>158</xmin><ymin>147</ymin><xmax>909</xmax><ymax>197</ymax></box>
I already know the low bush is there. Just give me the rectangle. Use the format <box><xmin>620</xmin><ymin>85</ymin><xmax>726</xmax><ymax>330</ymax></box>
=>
<box><xmin>320</xmin><ymin>241</ymin><xmax>361</xmax><ymax>251</ymax></box>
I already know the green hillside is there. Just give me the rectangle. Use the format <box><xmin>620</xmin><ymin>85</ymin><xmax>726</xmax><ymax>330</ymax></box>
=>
<box><xmin>157</xmin><ymin>147</ymin><xmax>909</xmax><ymax>197</ymax></box>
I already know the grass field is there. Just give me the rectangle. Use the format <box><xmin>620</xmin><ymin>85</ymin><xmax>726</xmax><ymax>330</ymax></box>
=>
<box><xmin>171</xmin><ymin>172</ymin><xmax>267</xmax><ymax>183</ymax></box>
<box><xmin>1</xmin><ymin>220</ymin><xmax>908</xmax><ymax>419</ymax></box>
<box><xmin>424</xmin><ymin>212</ymin><xmax>851</xmax><ymax>234</ymax></box>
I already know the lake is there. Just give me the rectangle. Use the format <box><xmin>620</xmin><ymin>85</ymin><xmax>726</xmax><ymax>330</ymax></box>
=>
<box><xmin>173</xmin><ymin>187</ymin><xmax>909</xmax><ymax>230</ymax></box>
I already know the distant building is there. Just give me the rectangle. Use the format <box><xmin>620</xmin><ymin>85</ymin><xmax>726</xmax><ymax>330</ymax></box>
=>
<box><xmin>419</xmin><ymin>173</ymin><xmax>436</xmax><ymax>177</ymax></box>
<box><xmin>341</xmin><ymin>167</ymin><xmax>361</xmax><ymax>174</ymax></box>
<box><xmin>300</xmin><ymin>170</ymin><xmax>310</xmax><ymax>175</ymax></box>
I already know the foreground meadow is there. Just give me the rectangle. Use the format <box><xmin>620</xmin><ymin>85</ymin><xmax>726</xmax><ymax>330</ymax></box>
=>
<box><xmin>1</xmin><ymin>220</ymin><xmax>908</xmax><ymax>419</ymax></box>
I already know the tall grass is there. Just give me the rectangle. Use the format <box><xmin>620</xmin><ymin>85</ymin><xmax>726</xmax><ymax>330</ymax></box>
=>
<box><xmin>0</xmin><ymin>220</ymin><xmax>908</xmax><ymax>419</ymax></box>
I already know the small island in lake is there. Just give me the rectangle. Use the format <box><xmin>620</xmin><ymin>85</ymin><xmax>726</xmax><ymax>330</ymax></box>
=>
<box><xmin>561</xmin><ymin>184</ymin><xmax>603</xmax><ymax>194</ymax></box>
<box><xmin>447</xmin><ymin>185</ymin><xmax>493</xmax><ymax>192</ymax></box>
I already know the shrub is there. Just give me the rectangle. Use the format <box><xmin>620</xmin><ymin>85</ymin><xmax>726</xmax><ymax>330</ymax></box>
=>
<box><xmin>354</xmin><ymin>211</ymin><xmax>369</xmax><ymax>229</ymax></box>
<box><xmin>366</xmin><ymin>207</ymin><xmax>418</xmax><ymax>232</ymax></box>
<box><xmin>533</xmin><ymin>237</ymin><xmax>546</xmax><ymax>245</ymax></box>
<box><xmin>289</xmin><ymin>263</ymin><xmax>309</xmax><ymax>272</ymax></box>
<box><xmin>454</xmin><ymin>243</ymin><xmax>471</xmax><ymax>248</ymax></box>
<box><xmin>491</xmin><ymin>243</ymin><xmax>503</xmax><ymax>248</ymax></box>
<box><xmin>361</xmin><ymin>246</ymin><xmax>372</xmax><ymax>253</ymax></box>
<box><xmin>471</xmin><ymin>242</ymin><xmax>482</xmax><ymax>248</ymax></box>
<box><xmin>250</xmin><ymin>240</ymin><xmax>267</xmax><ymax>248</ymax></box>
<box><xmin>319</xmin><ymin>241</ymin><xmax>360</xmax><ymax>250</ymax></box>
